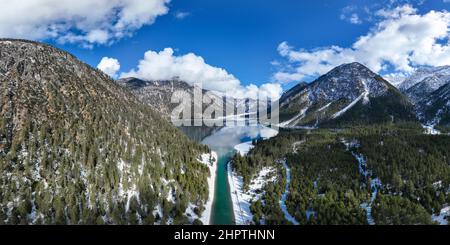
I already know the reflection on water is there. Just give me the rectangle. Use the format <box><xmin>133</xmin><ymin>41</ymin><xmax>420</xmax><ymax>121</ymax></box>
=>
<box><xmin>178</xmin><ymin>125</ymin><xmax>221</xmax><ymax>143</ymax></box>
<box><xmin>202</xmin><ymin>125</ymin><xmax>279</xmax><ymax>155</ymax></box>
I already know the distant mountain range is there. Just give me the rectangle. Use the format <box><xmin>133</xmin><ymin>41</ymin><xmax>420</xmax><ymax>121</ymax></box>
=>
<box><xmin>397</xmin><ymin>66</ymin><xmax>450</xmax><ymax>127</ymax></box>
<box><xmin>275</xmin><ymin>63</ymin><xmax>450</xmax><ymax>129</ymax></box>
<box><xmin>118</xmin><ymin>63</ymin><xmax>450</xmax><ymax>130</ymax></box>
<box><xmin>117</xmin><ymin>77</ymin><xmax>265</xmax><ymax>123</ymax></box>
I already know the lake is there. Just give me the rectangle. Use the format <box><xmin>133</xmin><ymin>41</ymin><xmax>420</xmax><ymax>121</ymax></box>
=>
<box><xmin>200</xmin><ymin>124</ymin><xmax>279</xmax><ymax>225</ymax></box>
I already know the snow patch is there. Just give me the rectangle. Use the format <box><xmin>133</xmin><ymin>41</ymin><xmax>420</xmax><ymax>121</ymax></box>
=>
<box><xmin>332</xmin><ymin>92</ymin><xmax>367</xmax><ymax>119</ymax></box>
<box><xmin>317</xmin><ymin>102</ymin><xmax>332</xmax><ymax>112</ymax></box>
<box><xmin>432</xmin><ymin>206</ymin><xmax>450</xmax><ymax>225</ymax></box>
<box><xmin>423</xmin><ymin>124</ymin><xmax>441</xmax><ymax>135</ymax></box>
<box><xmin>197</xmin><ymin>151</ymin><xmax>218</xmax><ymax>225</ymax></box>
<box><xmin>228</xmin><ymin>164</ymin><xmax>276</xmax><ymax>225</ymax></box>
<box><xmin>279</xmin><ymin>106</ymin><xmax>309</xmax><ymax>128</ymax></box>
<box><xmin>234</xmin><ymin>142</ymin><xmax>255</xmax><ymax>156</ymax></box>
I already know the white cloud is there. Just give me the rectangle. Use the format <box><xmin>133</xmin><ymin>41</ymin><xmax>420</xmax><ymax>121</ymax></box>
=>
<box><xmin>0</xmin><ymin>0</ymin><xmax>170</xmax><ymax>47</ymax></box>
<box><xmin>340</xmin><ymin>5</ymin><xmax>363</xmax><ymax>24</ymax></box>
<box><xmin>375</xmin><ymin>4</ymin><xmax>417</xmax><ymax>18</ymax></box>
<box><xmin>121</xmin><ymin>48</ymin><xmax>282</xmax><ymax>100</ymax></box>
<box><xmin>274</xmin><ymin>5</ymin><xmax>450</xmax><ymax>83</ymax></box>
<box><xmin>174</xmin><ymin>11</ymin><xmax>191</xmax><ymax>20</ymax></box>
<box><xmin>97</xmin><ymin>57</ymin><xmax>121</xmax><ymax>78</ymax></box>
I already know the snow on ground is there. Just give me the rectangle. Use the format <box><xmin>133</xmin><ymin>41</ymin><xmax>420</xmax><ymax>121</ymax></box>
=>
<box><xmin>432</xmin><ymin>206</ymin><xmax>450</xmax><ymax>225</ymax></box>
<box><xmin>152</xmin><ymin>204</ymin><xmax>163</xmax><ymax>225</ymax></box>
<box><xmin>185</xmin><ymin>203</ymin><xmax>201</xmax><ymax>224</ymax></box>
<box><xmin>341</xmin><ymin>138</ymin><xmax>361</xmax><ymax>150</ymax></box>
<box><xmin>359</xmin><ymin>178</ymin><xmax>381</xmax><ymax>226</ymax></box>
<box><xmin>343</xmin><ymin>138</ymin><xmax>381</xmax><ymax>225</ymax></box>
<box><xmin>234</xmin><ymin>142</ymin><xmax>255</xmax><ymax>156</ymax></box>
<box><xmin>292</xmin><ymin>140</ymin><xmax>306</xmax><ymax>154</ymax></box>
<box><xmin>423</xmin><ymin>124</ymin><xmax>441</xmax><ymax>135</ymax></box>
<box><xmin>317</xmin><ymin>102</ymin><xmax>332</xmax><ymax>112</ymax></box>
<box><xmin>196</xmin><ymin>151</ymin><xmax>218</xmax><ymax>225</ymax></box>
<box><xmin>228</xmin><ymin>163</ymin><xmax>276</xmax><ymax>225</ymax></box>
<box><xmin>125</xmin><ymin>184</ymin><xmax>140</xmax><ymax>213</ymax></box>
<box><xmin>332</xmin><ymin>92</ymin><xmax>367</xmax><ymax>119</ymax></box>
<box><xmin>351</xmin><ymin>151</ymin><xmax>381</xmax><ymax>225</ymax></box>
<box><xmin>362</xmin><ymin>78</ymin><xmax>370</xmax><ymax>104</ymax></box>
<box><xmin>279</xmin><ymin>107</ymin><xmax>309</xmax><ymax>128</ymax></box>
<box><xmin>280</xmin><ymin>160</ymin><xmax>300</xmax><ymax>225</ymax></box>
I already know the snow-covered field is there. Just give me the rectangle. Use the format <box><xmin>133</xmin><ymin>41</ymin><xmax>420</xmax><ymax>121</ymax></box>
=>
<box><xmin>432</xmin><ymin>206</ymin><xmax>450</xmax><ymax>225</ymax></box>
<box><xmin>228</xmin><ymin>162</ymin><xmax>276</xmax><ymax>225</ymax></box>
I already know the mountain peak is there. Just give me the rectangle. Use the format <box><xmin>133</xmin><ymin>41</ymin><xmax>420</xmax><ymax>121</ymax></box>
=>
<box><xmin>337</xmin><ymin>62</ymin><xmax>369</xmax><ymax>69</ymax></box>
<box><xmin>325</xmin><ymin>62</ymin><xmax>376</xmax><ymax>78</ymax></box>
<box><xmin>278</xmin><ymin>62</ymin><xmax>415</xmax><ymax>127</ymax></box>
<box><xmin>309</xmin><ymin>62</ymin><xmax>389</xmax><ymax>103</ymax></box>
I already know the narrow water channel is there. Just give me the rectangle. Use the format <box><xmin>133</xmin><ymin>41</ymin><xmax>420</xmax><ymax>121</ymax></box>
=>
<box><xmin>201</xmin><ymin>125</ymin><xmax>278</xmax><ymax>225</ymax></box>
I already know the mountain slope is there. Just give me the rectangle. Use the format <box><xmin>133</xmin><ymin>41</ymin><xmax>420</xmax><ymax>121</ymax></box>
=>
<box><xmin>118</xmin><ymin>77</ymin><xmax>262</xmax><ymax>123</ymax></box>
<box><xmin>399</xmin><ymin>66</ymin><xmax>450</xmax><ymax>93</ymax></box>
<box><xmin>117</xmin><ymin>78</ymin><xmax>203</xmax><ymax>119</ymax></box>
<box><xmin>279</xmin><ymin>63</ymin><xmax>417</xmax><ymax>128</ymax></box>
<box><xmin>0</xmin><ymin>39</ymin><xmax>212</xmax><ymax>225</ymax></box>
<box><xmin>417</xmin><ymin>83</ymin><xmax>450</xmax><ymax>127</ymax></box>
<box><xmin>394</xmin><ymin>66</ymin><xmax>450</xmax><ymax>128</ymax></box>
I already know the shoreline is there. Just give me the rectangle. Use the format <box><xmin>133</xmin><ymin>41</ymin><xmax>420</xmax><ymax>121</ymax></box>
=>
<box><xmin>227</xmin><ymin>161</ymin><xmax>251</xmax><ymax>225</ymax></box>
<box><xmin>199</xmin><ymin>151</ymin><xmax>218</xmax><ymax>225</ymax></box>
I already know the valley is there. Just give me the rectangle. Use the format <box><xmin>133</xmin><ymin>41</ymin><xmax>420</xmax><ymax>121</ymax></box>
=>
<box><xmin>1</xmin><ymin>39</ymin><xmax>450</xmax><ymax>226</ymax></box>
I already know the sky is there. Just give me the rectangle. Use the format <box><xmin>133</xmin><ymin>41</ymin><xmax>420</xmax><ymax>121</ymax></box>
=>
<box><xmin>1</xmin><ymin>0</ymin><xmax>450</xmax><ymax>99</ymax></box>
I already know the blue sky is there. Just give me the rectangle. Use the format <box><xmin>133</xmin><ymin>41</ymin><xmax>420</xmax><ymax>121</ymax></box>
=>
<box><xmin>1</xmin><ymin>0</ymin><xmax>450</xmax><ymax>98</ymax></box>
<box><xmin>55</xmin><ymin>0</ymin><xmax>380</xmax><ymax>84</ymax></box>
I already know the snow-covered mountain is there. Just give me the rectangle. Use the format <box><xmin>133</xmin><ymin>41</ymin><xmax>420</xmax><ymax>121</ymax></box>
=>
<box><xmin>278</xmin><ymin>62</ymin><xmax>417</xmax><ymax>127</ymax></box>
<box><xmin>416</xmin><ymin>83</ymin><xmax>450</xmax><ymax>127</ymax></box>
<box><xmin>399</xmin><ymin>66</ymin><xmax>450</xmax><ymax>104</ymax></box>
<box><xmin>118</xmin><ymin>77</ymin><xmax>264</xmax><ymax>122</ymax></box>
<box><xmin>399</xmin><ymin>66</ymin><xmax>450</xmax><ymax>92</ymax></box>
<box><xmin>389</xmin><ymin>66</ymin><xmax>450</xmax><ymax>127</ymax></box>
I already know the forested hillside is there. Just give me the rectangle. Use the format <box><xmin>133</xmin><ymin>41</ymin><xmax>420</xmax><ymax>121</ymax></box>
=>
<box><xmin>231</xmin><ymin>124</ymin><xmax>450</xmax><ymax>225</ymax></box>
<box><xmin>0</xmin><ymin>39</ymin><xmax>212</xmax><ymax>225</ymax></box>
